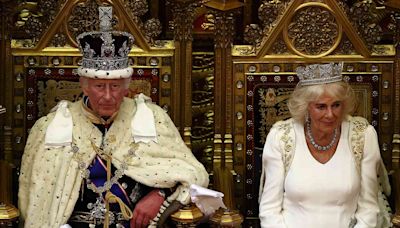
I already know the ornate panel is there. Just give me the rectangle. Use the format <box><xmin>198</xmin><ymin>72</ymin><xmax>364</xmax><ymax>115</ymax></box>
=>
<box><xmin>25</xmin><ymin>68</ymin><xmax>80</xmax><ymax>128</ymax></box>
<box><xmin>12</xmin><ymin>0</ymin><xmax>162</xmax><ymax>49</ymax></box>
<box><xmin>283</xmin><ymin>2</ymin><xmax>342</xmax><ymax>58</ymax></box>
<box><xmin>192</xmin><ymin>52</ymin><xmax>215</xmax><ymax>174</ymax></box>
<box><xmin>233</xmin><ymin>62</ymin><xmax>390</xmax><ymax>227</ymax></box>
<box><xmin>25</xmin><ymin>67</ymin><xmax>160</xmax><ymax>131</ymax></box>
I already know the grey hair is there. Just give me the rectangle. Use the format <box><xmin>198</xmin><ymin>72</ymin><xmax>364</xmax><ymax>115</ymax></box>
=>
<box><xmin>123</xmin><ymin>77</ymin><xmax>131</xmax><ymax>89</ymax></box>
<box><xmin>287</xmin><ymin>81</ymin><xmax>356</xmax><ymax>123</ymax></box>
<box><xmin>79</xmin><ymin>77</ymin><xmax>131</xmax><ymax>89</ymax></box>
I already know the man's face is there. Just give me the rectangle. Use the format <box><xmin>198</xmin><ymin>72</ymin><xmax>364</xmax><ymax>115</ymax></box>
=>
<box><xmin>81</xmin><ymin>78</ymin><xmax>129</xmax><ymax>117</ymax></box>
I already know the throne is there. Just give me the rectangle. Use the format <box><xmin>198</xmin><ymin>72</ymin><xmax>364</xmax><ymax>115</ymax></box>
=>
<box><xmin>244</xmin><ymin>64</ymin><xmax>381</xmax><ymax>213</ymax></box>
<box><xmin>25</xmin><ymin>66</ymin><xmax>161</xmax><ymax>131</ymax></box>
<box><xmin>5</xmin><ymin>1</ymin><xmax>197</xmax><ymax>227</ymax></box>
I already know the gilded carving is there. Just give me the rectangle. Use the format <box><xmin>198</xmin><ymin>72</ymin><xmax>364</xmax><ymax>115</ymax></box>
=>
<box><xmin>167</xmin><ymin>0</ymin><xmax>201</xmax><ymax>41</ymax></box>
<box><xmin>50</xmin><ymin>33</ymin><xmax>68</xmax><ymax>47</ymax></box>
<box><xmin>37</xmin><ymin>0</ymin><xmax>60</xmax><ymax>21</ymax></box>
<box><xmin>373</xmin><ymin>45</ymin><xmax>392</xmax><ymax>55</ymax></box>
<box><xmin>125</xmin><ymin>0</ymin><xmax>148</xmax><ymax>20</ymax></box>
<box><xmin>124</xmin><ymin>0</ymin><xmax>163</xmax><ymax>45</ymax></box>
<box><xmin>235</xmin><ymin>46</ymin><xmax>256</xmax><ymax>55</ymax></box>
<box><xmin>68</xmin><ymin>0</ymin><xmax>162</xmax><ymax>47</ymax></box>
<box><xmin>68</xmin><ymin>0</ymin><xmax>105</xmax><ymax>42</ymax></box>
<box><xmin>255</xmin><ymin>0</ymin><xmax>292</xmax><ymax>47</ymax></box>
<box><xmin>24</xmin><ymin>17</ymin><xmax>43</xmax><ymax>43</ymax></box>
<box><xmin>258</xmin><ymin>0</ymin><xmax>290</xmax><ymax>29</ymax></box>
<box><xmin>10</xmin><ymin>0</ymin><xmax>173</xmax><ymax>47</ymax></box>
<box><xmin>269</xmin><ymin>37</ymin><xmax>289</xmax><ymax>54</ymax></box>
<box><xmin>144</xmin><ymin>18</ymin><xmax>162</xmax><ymax>44</ymax></box>
<box><xmin>240</xmin><ymin>0</ymin><xmax>291</xmax><ymax>50</ymax></box>
<box><xmin>214</xmin><ymin>12</ymin><xmax>236</xmax><ymax>49</ymax></box>
<box><xmin>200</xmin><ymin>14</ymin><xmax>215</xmax><ymax>31</ymax></box>
<box><xmin>333</xmin><ymin>35</ymin><xmax>356</xmax><ymax>55</ymax></box>
<box><xmin>192</xmin><ymin>53</ymin><xmax>215</xmax><ymax>171</ymax></box>
<box><xmin>14</xmin><ymin>0</ymin><xmax>64</xmax><ymax>45</ymax></box>
<box><xmin>286</xmin><ymin>5</ymin><xmax>340</xmax><ymax>56</ymax></box>
<box><xmin>338</xmin><ymin>0</ymin><xmax>383</xmax><ymax>46</ymax></box>
<box><xmin>244</xmin><ymin>24</ymin><xmax>263</xmax><ymax>49</ymax></box>
<box><xmin>349</xmin><ymin>1</ymin><xmax>383</xmax><ymax>45</ymax></box>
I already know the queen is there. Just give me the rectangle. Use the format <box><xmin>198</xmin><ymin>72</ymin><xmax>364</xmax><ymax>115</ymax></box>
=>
<box><xmin>258</xmin><ymin>63</ymin><xmax>390</xmax><ymax>228</ymax></box>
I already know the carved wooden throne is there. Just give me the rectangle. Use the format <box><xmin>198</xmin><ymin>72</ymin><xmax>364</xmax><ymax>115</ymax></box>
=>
<box><xmin>5</xmin><ymin>0</ymin><xmax>200</xmax><ymax>226</ymax></box>
<box><xmin>225</xmin><ymin>1</ymin><xmax>400</xmax><ymax>227</ymax></box>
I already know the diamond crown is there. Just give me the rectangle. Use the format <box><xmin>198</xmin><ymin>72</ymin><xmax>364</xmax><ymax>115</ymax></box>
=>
<box><xmin>296</xmin><ymin>63</ymin><xmax>343</xmax><ymax>86</ymax></box>
<box><xmin>76</xmin><ymin>7</ymin><xmax>134</xmax><ymax>78</ymax></box>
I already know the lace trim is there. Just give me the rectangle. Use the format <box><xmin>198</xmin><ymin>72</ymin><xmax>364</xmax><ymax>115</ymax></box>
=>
<box><xmin>279</xmin><ymin>117</ymin><xmax>368</xmax><ymax>176</ymax></box>
<box><xmin>277</xmin><ymin>120</ymin><xmax>295</xmax><ymax>176</ymax></box>
<box><xmin>349</xmin><ymin>117</ymin><xmax>369</xmax><ymax>175</ymax></box>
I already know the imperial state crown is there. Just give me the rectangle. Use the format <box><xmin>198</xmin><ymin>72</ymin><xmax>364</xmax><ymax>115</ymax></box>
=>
<box><xmin>76</xmin><ymin>6</ymin><xmax>134</xmax><ymax>79</ymax></box>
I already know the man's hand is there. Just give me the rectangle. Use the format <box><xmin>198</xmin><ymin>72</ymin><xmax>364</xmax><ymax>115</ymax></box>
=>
<box><xmin>130</xmin><ymin>189</ymin><xmax>164</xmax><ymax>228</ymax></box>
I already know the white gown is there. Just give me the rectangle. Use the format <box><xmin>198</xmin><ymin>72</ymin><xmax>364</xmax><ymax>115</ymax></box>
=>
<box><xmin>259</xmin><ymin>119</ymin><xmax>380</xmax><ymax>228</ymax></box>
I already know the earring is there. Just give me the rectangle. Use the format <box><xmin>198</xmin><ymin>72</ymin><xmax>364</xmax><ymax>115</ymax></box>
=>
<box><xmin>305</xmin><ymin>112</ymin><xmax>310</xmax><ymax>123</ymax></box>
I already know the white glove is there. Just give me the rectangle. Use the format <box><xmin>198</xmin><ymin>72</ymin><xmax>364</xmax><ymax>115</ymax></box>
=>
<box><xmin>190</xmin><ymin>184</ymin><xmax>227</xmax><ymax>216</ymax></box>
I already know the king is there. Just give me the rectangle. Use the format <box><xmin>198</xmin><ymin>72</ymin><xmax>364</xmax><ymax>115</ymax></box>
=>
<box><xmin>18</xmin><ymin>6</ymin><xmax>209</xmax><ymax>228</ymax></box>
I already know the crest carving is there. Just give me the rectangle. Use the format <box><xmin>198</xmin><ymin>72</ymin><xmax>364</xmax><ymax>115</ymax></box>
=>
<box><xmin>285</xmin><ymin>4</ymin><xmax>341</xmax><ymax>56</ymax></box>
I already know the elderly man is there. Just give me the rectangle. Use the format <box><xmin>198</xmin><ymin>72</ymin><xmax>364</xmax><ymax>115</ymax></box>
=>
<box><xmin>18</xmin><ymin>7</ymin><xmax>209</xmax><ymax>228</ymax></box>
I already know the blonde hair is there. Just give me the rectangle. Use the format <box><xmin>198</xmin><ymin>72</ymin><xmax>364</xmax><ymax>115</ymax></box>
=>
<box><xmin>287</xmin><ymin>81</ymin><xmax>356</xmax><ymax>123</ymax></box>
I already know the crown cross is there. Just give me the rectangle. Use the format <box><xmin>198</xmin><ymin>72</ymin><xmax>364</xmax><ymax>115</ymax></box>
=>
<box><xmin>76</xmin><ymin>6</ymin><xmax>134</xmax><ymax>79</ymax></box>
<box><xmin>99</xmin><ymin>6</ymin><xmax>112</xmax><ymax>32</ymax></box>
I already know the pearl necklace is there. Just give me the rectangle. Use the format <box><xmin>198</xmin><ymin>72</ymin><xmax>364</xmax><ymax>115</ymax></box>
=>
<box><xmin>306</xmin><ymin>120</ymin><xmax>338</xmax><ymax>151</ymax></box>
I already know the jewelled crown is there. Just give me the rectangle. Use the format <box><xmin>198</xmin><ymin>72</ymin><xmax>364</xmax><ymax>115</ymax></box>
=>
<box><xmin>76</xmin><ymin>7</ymin><xmax>134</xmax><ymax>79</ymax></box>
<box><xmin>295</xmin><ymin>62</ymin><xmax>343</xmax><ymax>86</ymax></box>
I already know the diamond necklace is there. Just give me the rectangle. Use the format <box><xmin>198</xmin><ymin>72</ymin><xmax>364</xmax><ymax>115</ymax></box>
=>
<box><xmin>306</xmin><ymin>120</ymin><xmax>338</xmax><ymax>151</ymax></box>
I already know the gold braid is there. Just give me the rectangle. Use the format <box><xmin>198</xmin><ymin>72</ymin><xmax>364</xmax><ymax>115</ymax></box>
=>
<box><xmin>90</xmin><ymin>140</ymin><xmax>132</xmax><ymax>227</ymax></box>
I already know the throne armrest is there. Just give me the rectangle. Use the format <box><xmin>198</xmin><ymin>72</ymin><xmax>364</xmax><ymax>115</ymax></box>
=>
<box><xmin>391</xmin><ymin>169</ymin><xmax>400</xmax><ymax>227</ymax></box>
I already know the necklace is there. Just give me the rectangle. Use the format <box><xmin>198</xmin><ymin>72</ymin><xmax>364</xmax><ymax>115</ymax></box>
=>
<box><xmin>306</xmin><ymin>120</ymin><xmax>338</xmax><ymax>151</ymax></box>
<box><xmin>71</xmin><ymin>136</ymin><xmax>139</xmax><ymax>195</ymax></box>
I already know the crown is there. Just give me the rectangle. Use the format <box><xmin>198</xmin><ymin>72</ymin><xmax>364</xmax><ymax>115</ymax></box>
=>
<box><xmin>76</xmin><ymin>7</ymin><xmax>134</xmax><ymax>79</ymax></box>
<box><xmin>296</xmin><ymin>63</ymin><xmax>343</xmax><ymax>86</ymax></box>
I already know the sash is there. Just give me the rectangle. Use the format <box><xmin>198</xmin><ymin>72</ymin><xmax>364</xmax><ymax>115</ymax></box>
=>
<box><xmin>89</xmin><ymin>155</ymin><xmax>132</xmax><ymax>208</ymax></box>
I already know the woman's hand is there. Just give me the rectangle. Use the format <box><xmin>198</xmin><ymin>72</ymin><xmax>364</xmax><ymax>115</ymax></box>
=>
<box><xmin>130</xmin><ymin>189</ymin><xmax>165</xmax><ymax>228</ymax></box>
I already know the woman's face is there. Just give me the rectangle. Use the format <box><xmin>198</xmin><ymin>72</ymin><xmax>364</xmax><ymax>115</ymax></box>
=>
<box><xmin>307</xmin><ymin>93</ymin><xmax>344</xmax><ymax>134</ymax></box>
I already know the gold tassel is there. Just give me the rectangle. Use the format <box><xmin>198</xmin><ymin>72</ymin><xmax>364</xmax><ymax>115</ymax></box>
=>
<box><xmin>105</xmin><ymin>191</ymin><xmax>133</xmax><ymax>220</ymax></box>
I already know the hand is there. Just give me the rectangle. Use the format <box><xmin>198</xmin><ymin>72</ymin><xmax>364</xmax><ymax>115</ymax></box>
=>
<box><xmin>130</xmin><ymin>189</ymin><xmax>164</xmax><ymax>228</ymax></box>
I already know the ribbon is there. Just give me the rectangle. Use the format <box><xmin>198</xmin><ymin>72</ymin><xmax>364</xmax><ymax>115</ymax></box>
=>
<box><xmin>131</xmin><ymin>93</ymin><xmax>158</xmax><ymax>143</ymax></box>
<box><xmin>45</xmin><ymin>100</ymin><xmax>73</xmax><ymax>148</ymax></box>
<box><xmin>89</xmin><ymin>156</ymin><xmax>132</xmax><ymax>207</ymax></box>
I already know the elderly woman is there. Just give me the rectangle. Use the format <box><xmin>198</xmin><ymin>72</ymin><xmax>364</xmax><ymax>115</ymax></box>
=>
<box><xmin>258</xmin><ymin>63</ymin><xmax>388</xmax><ymax>227</ymax></box>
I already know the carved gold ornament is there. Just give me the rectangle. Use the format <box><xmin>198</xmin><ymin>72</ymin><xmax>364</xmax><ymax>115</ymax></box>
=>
<box><xmin>283</xmin><ymin>2</ymin><xmax>342</xmax><ymax>58</ymax></box>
